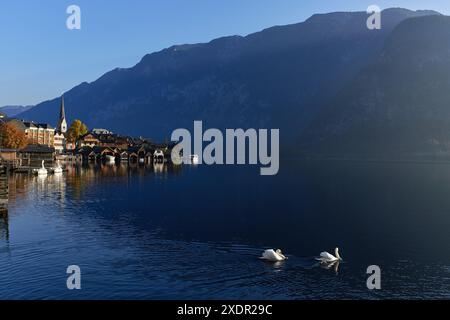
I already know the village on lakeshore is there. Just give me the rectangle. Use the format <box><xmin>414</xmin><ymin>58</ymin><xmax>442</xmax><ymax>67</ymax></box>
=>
<box><xmin>0</xmin><ymin>96</ymin><xmax>176</xmax><ymax>173</ymax></box>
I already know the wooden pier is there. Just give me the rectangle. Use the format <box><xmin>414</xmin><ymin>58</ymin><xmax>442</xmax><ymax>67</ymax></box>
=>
<box><xmin>0</xmin><ymin>165</ymin><xmax>8</xmax><ymax>214</ymax></box>
<box><xmin>0</xmin><ymin>166</ymin><xmax>8</xmax><ymax>239</ymax></box>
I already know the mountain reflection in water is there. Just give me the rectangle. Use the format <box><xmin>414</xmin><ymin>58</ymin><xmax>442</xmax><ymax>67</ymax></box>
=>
<box><xmin>1</xmin><ymin>160</ymin><xmax>450</xmax><ymax>299</ymax></box>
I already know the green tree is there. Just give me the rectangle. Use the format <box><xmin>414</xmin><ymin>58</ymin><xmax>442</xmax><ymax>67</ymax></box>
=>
<box><xmin>67</xmin><ymin>119</ymin><xmax>88</xmax><ymax>142</ymax></box>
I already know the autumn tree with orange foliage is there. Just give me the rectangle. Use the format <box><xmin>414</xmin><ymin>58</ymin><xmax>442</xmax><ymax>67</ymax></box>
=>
<box><xmin>0</xmin><ymin>122</ymin><xmax>28</xmax><ymax>149</ymax></box>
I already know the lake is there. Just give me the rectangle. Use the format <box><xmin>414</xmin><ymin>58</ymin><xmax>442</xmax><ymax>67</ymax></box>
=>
<box><xmin>1</xmin><ymin>160</ymin><xmax>450</xmax><ymax>299</ymax></box>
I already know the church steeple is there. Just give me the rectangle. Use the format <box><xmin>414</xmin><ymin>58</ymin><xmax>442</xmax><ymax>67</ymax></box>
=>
<box><xmin>58</xmin><ymin>95</ymin><xmax>67</xmax><ymax>133</ymax></box>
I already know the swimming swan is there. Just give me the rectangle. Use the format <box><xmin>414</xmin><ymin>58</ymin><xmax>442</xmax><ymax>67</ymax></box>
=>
<box><xmin>53</xmin><ymin>160</ymin><xmax>63</xmax><ymax>174</ymax></box>
<box><xmin>259</xmin><ymin>249</ymin><xmax>287</xmax><ymax>262</ymax></box>
<box><xmin>37</xmin><ymin>160</ymin><xmax>48</xmax><ymax>176</ymax></box>
<box><xmin>316</xmin><ymin>247</ymin><xmax>342</xmax><ymax>263</ymax></box>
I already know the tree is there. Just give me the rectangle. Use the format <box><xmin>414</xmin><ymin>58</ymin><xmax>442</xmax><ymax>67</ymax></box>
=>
<box><xmin>0</xmin><ymin>122</ymin><xmax>28</xmax><ymax>149</ymax></box>
<box><xmin>67</xmin><ymin>119</ymin><xmax>88</xmax><ymax>142</ymax></box>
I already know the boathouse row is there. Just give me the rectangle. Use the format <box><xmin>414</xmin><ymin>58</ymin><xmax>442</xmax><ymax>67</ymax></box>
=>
<box><xmin>75</xmin><ymin>144</ymin><xmax>170</xmax><ymax>163</ymax></box>
<box><xmin>0</xmin><ymin>143</ymin><xmax>174</xmax><ymax>172</ymax></box>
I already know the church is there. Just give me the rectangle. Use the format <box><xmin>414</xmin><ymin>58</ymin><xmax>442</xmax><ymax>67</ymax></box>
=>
<box><xmin>54</xmin><ymin>95</ymin><xmax>67</xmax><ymax>154</ymax></box>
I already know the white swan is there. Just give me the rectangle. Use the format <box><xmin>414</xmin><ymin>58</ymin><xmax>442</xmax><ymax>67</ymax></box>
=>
<box><xmin>259</xmin><ymin>249</ymin><xmax>287</xmax><ymax>262</ymax></box>
<box><xmin>316</xmin><ymin>247</ymin><xmax>342</xmax><ymax>263</ymax></box>
<box><xmin>53</xmin><ymin>160</ymin><xmax>63</xmax><ymax>174</ymax></box>
<box><xmin>37</xmin><ymin>160</ymin><xmax>48</xmax><ymax>176</ymax></box>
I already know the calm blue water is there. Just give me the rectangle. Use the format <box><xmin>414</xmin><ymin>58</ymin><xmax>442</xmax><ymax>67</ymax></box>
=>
<box><xmin>1</xmin><ymin>160</ymin><xmax>450</xmax><ymax>299</ymax></box>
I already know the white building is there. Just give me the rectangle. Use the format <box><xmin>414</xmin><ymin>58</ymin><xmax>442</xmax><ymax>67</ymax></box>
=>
<box><xmin>54</xmin><ymin>131</ymin><xmax>65</xmax><ymax>154</ymax></box>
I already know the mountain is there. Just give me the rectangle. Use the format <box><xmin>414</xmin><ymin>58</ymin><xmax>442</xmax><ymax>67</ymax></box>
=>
<box><xmin>300</xmin><ymin>15</ymin><xmax>450</xmax><ymax>159</ymax></box>
<box><xmin>0</xmin><ymin>105</ymin><xmax>32</xmax><ymax>117</ymax></box>
<box><xmin>16</xmin><ymin>8</ymin><xmax>436</xmax><ymax>142</ymax></box>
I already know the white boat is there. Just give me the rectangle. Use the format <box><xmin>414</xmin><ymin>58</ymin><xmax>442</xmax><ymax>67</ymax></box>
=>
<box><xmin>105</xmin><ymin>155</ymin><xmax>115</xmax><ymax>163</ymax></box>
<box><xmin>153</xmin><ymin>150</ymin><xmax>165</xmax><ymax>163</ymax></box>
<box><xmin>182</xmin><ymin>154</ymin><xmax>199</xmax><ymax>164</ymax></box>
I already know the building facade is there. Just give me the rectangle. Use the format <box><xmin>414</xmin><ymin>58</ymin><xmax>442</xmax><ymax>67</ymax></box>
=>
<box><xmin>22</xmin><ymin>122</ymin><xmax>55</xmax><ymax>147</ymax></box>
<box><xmin>54</xmin><ymin>131</ymin><xmax>65</xmax><ymax>154</ymax></box>
<box><xmin>77</xmin><ymin>133</ymin><xmax>100</xmax><ymax>148</ymax></box>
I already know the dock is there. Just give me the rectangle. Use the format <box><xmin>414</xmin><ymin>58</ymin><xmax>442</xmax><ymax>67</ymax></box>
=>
<box><xmin>0</xmin><ymin>165</ymin><xmax>8</xmax><ymax>214</ymax></box>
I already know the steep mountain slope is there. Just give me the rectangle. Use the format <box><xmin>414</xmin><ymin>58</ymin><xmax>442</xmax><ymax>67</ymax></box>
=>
<box><xmin>301</xmin><ymin>15</ymin><xmax>450</xmax><ymax>158</ymax></box>
<box><xmin>0</xmin><ymin>105</ymin><xmax>32</xmax><ymax>117</ymax></box>
<box><xmin>17</xmin><ymin>8</ymin><xmax>436</xmax><ymax>141</ymax></box>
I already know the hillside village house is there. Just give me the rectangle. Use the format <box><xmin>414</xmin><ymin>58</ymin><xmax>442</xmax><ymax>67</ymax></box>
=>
<box><xmin>97</xmin><ymin>133</ymin><xmax>130</xmax><ymax>149</ymax></box>
<box><xmin>77</xmin><ymin>130</ymin><xmax>131</xmax><ymax>149</ymax></box>
<box><xmin>77</xmin><ymin>132</ymin><xmax>100</xmax><ymax>148</ymax></box>
<box><xmin>76</xmin><ymin>129</ymin><xmax>117</xmax><ymax>149</ymax></box>
<box><xmin>54</xmin><ymin>131</ymin><xmax>65</xmax><ymax>154</ymax></box>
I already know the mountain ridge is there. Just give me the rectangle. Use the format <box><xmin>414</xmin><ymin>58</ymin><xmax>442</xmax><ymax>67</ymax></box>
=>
<box><xmin>299</xmin><ymin>14</ymin><xmax>450</xmax><ymax>158</ymax></box>
<box><xmin>13</xmin><ymin>8</ymin><xmax>440</xmax><ymax>147</ymax></box>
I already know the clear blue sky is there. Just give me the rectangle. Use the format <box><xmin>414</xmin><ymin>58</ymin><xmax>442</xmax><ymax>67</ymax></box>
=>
<box><xmin>0</xmin><ymin>0</ymin><xmax>448</xmax><ymax>107</ymax></box>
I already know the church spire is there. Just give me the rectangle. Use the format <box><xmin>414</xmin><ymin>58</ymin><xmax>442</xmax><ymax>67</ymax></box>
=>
<box><xmin>58</xmin><ymin>95</ymin><xmax>67</xmax><ymax>133</ymax></box>
<box><xmin>60</xmin><ymin>95</ymin><xmax>66</xmax><ymax>121</ymax></box>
